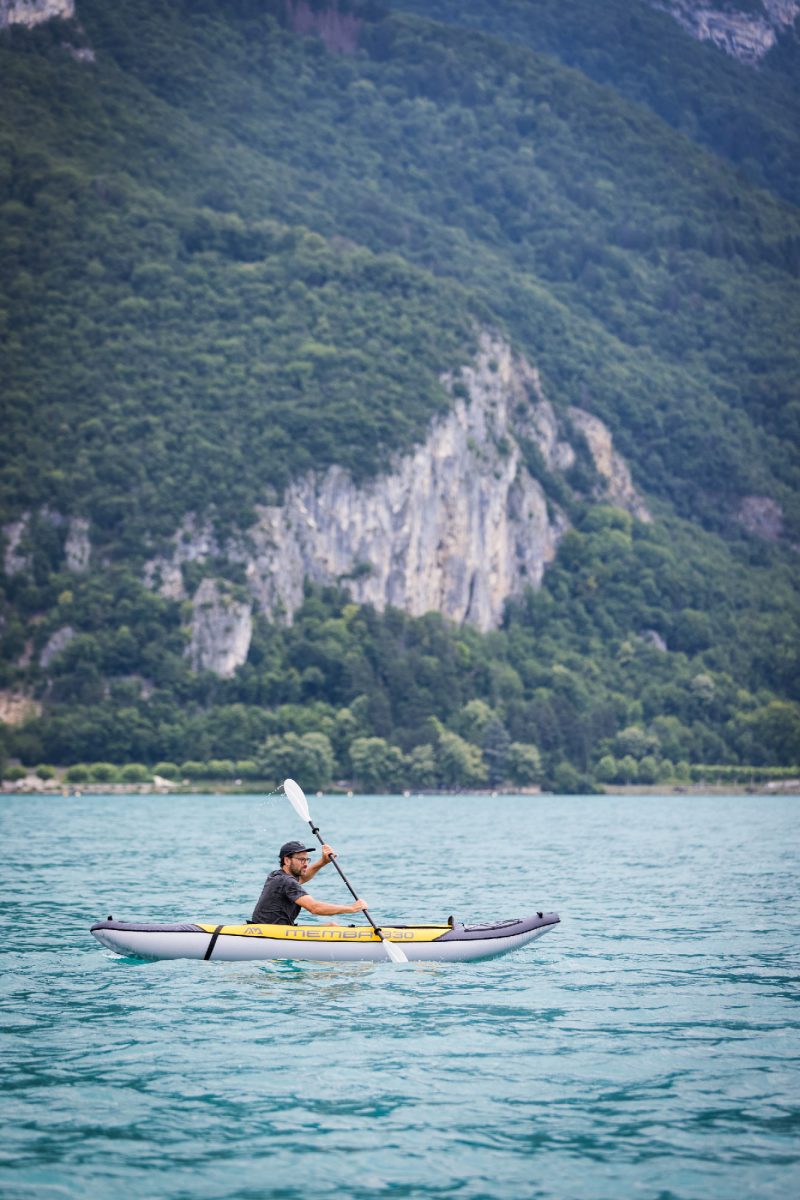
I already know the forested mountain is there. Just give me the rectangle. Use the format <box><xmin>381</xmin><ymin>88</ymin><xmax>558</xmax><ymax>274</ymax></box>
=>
<box><xmin>399</xmin><ymin>0</ymin><xmax>800</xmax><ymax>204</ymax></box>
<box><xmin>1</xmin><ymin>0</ymin><xmax>798</xmax><ymax>791</ymax></box>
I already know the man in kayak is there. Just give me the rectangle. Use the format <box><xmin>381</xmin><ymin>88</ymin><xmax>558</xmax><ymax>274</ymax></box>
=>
<box><xmin>250</xmin><ymin>840</ymin><xmax>368</xmax><ymax>925</ymax></box>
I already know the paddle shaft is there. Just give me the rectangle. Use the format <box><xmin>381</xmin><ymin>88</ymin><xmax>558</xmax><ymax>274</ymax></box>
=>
<box><xmin>306</xmin><ymin>821</ymin><xmax>384</xmax><ymax>937</ymax></box>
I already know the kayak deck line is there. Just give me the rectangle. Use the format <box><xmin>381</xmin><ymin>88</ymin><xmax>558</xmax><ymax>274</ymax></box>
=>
<box><xmin>90</xmin><ymin>912</ymin><xmax>560</xmax><ymax>963</ymax></box>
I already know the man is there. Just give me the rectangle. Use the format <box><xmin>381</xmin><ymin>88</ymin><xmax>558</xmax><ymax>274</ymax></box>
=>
<box><xmin>250</xmin><ymin>840</ymin><xmax>368</xmax><ymax>925</ymax></box>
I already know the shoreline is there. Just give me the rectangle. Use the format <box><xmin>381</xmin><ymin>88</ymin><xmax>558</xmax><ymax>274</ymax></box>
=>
<box><xmin>2</xmin><ymin>781</ymin><xmax>799</xmax><ymax>797</ymax></box>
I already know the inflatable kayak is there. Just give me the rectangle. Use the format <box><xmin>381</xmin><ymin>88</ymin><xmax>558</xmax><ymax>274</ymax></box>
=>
<box><xmin>90</xmin><ymin>911</ymin><xmax>560</xmax><ymax>963</ymax></box>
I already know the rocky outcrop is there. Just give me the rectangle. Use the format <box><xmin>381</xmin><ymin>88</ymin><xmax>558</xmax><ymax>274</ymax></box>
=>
<box><xmin>3</xmin><ymin>515</ymin><xmax>31</xmax><ymax>576</ymax></box>
<box><xmin>2</xmin><ymin>512</ymin><xmax>90</xmax><ymax>576</ymax></box>
<box><xmin>187</xmin><ymin>578</ymin><xmax>253</xmax><ymax>678</ymax></box>
<box><xmin>568</xmin><ymin>408</ymin><xmax>652</xmax><ymax>524</ymax></box>
<box><xmin>0</xmin><ymin>0</ymin><xmax>74</xmax><ymax>28</ymax></box>
<box><xmin>236</xmin><ymin>336</ymin><xmax>577</xmax><ymax>633</ymax></box>
<box><xmin>145</xmin><ymin>334</ymin><xmax>650</xmax><ymax>673</ymax></box>
<box><xmin>0</xmin><ymin>688</ymin><xmax>42</xmax><ymax>725</ymax></box>
<box><xmin>64</xmin><ymin>517</ymin><xmax>91</xmax><ymax>572</ymax></box>
<box><xmin>649</xmin><ymin>1</ymin><xmax>799</xmax><ymax>64</ymax></box>
<box><xmin>284</xmin><ymin>0</ymin><xmax>362</xmax><ymax>54</ymax></box>
<box><xmin>39</xmin><ymin>625</ymin><xmax>75</xmax><ymax>669</ymax></box>
<box><xmin>736</xmin><ymin>495</ymin><xmax>784</xmax><ymax>541</ymax></box>
<box><xmin>63</xmin><ymin>41</ymin><xmax>94</xmax><ymax>62</ymax></box>
<box><xmin>144</xmin><ymin>515</ymin><xmax>219</xmax><ymax>601</ymax></box>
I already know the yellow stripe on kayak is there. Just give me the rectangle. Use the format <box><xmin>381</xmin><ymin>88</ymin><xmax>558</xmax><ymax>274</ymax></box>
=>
<box><xmin>195</xmin><ymin>923</ymin><xmax>450</xmax><ymax>943</ymax></box>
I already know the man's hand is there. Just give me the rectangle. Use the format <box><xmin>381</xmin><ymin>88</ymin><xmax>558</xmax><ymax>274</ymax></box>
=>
<box><xmin>300</xmin><ymin>845</ymin><xmax>337</xmax><ymax>883</ymax></box>
<box><xmin>349</xmin><ymin>898</ymin><xmax>368</xmax><ymax>912</ymax></box>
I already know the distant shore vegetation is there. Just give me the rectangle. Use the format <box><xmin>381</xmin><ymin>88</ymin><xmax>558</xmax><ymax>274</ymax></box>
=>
<box><xmin>3</xmin><ymin>565</ymin><xmax>799</xmax><ymax>794</ymax></box>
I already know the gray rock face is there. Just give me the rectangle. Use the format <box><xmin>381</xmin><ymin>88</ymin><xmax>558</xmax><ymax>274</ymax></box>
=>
<box><xmin>146</xmin><ymin>334</ymin><xmax>650</xmax><ymax>676</ymax></box>
<box><xmin>568</xmin><ymin>408</ymin><xmax>652</xmax><ymax>524</ymax></box>
<box><xmin>238</xmin><ymin>335</ymin><xmax>575</xmax><ymax>632</ymax></box>
<box><xmin>3</xmin><ymin>515</ymin><xmax>31</xmax><ymax>576</ymax></box>
<box><xmin>0</xmin><ymin>0</ymin><xmax>74</xmax><ymax>28</ymax></box>
<box><xmin>64</xmin><ymin>517</ymin><xmax>91</xmax><ymax>573</ymax></box>
<box><xmin>144</xmin><ymin>516</ymin><xmax>219</xmax><ymax>601</ymax></box>
<box><xmin>737</xmin><ymin>495</ymin><xmax>784</xmax><ymax>541</ymax></box>
<box><xmin>187</xmin><ymin>578</ymin><xmax>253</xmax><ymax>678</ymax></box>
<box><xmin>39</xmin><ymin>625</ymin><xmax>75</xmax><ymax>669</ymax></box>
<box><xmin>0</xmin><ymin>688</ymin><xmax>42</xmax><ymax>725</ymax></box>
<box><xmin>3</xmin><ymin>512</ymin><xmax>91</xmax><ymax>575</ymax></box>
<box><xmin>648</xmin><ymin>0</ymin><xmax>799</xmax><ymax>63</ymax></box>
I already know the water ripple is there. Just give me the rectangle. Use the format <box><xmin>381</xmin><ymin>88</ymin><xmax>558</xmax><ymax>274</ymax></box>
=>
<box><xmin>2</xmin><ymin>792</ymin><xmax>799</xmax><ymax>1199</ymax></box>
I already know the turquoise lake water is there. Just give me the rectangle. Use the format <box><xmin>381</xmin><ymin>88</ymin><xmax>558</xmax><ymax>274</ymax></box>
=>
<box><xmin>2</xmin><ymin>791</ymin><xmax>799</xmax><ymax>1199</ymax></box>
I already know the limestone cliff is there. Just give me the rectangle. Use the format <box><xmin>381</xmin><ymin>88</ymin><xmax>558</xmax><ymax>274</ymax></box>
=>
<box><xmin>567</xmin><ymin>409</ymin><xmax>652</xmax><ymax>524</ymax></box>
<box><xmin>648</xmin><ymin>0</ymin><xmax>799</xmax><ymax>63</ymax></box>
<box><xmin>187</xmin><ymin>578</ymin><xmax>253</xmax><ymax>679</ymax></box>
<box><xmin>242</xmin><ymin>362</ymin><xmax>564</xmax><ymax>632</ymax></box>
<box><xmin>143</xmin><ymin>334</ymin><xmax>650</xmax><ymax>674</ymax></box>
<box><xmin>39</xmin><ymin>625</ymin><xmax>75</xmax><ymax>669</ymax></box>
<box><xmin>2</xmin><ymin>512</ymin><xmax>91</xmax><ymax>576</ymax></box>
<box><xmin>3</xmin><ymin>516</ymin><xmax>30</xmax><ymax>577</ymax></box>
<box><xmin>64</xmin><ymin>517</ymin><xmax>91</xmax><ymax>573</ymax></box>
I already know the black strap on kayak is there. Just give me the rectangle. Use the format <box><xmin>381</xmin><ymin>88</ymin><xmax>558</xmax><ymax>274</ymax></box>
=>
<box><xmin>204</xmin><ymin>925</ymin><xmax>223</xmax><ymax>961</ymax></box>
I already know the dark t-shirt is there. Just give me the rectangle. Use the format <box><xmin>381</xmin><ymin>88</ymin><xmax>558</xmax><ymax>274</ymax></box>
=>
<box><xmin>250</xmin><ymin>869</ymin><xmax>308</xmax><ymax>925</ymax></box>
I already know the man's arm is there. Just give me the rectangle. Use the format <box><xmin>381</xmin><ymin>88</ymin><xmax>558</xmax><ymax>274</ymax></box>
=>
<box><xmin>296</xmin><ymin>894</ymin><xmax>368</xmax><ymax>917</ymax></box>
<box><xmin>301</xmin><ymin>843</ymin><xmax>335</xmax><ymax>883</ymax></box>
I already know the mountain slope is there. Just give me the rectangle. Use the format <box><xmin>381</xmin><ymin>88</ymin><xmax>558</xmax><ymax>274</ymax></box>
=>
<box><xmin>397</xmin><ymin>0</ymin><xmax>800</xmax><ymax>205</ymax></box>
<box><xmin>1</xmin><ymin>0</ymin><xmax>798</xmax><ymax>785</ymax></box>
<box><xmin>2</xmin><ymin>0</ymin><xmax>798</xmax><ymax>539</ymax></box>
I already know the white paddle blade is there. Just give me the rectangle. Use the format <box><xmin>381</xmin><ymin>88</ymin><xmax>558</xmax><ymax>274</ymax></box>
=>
<box><xmin>283</xmin><ymin>778</ymin><xmax>310</xmax><ymax>823</ymax></box>
<box><xmin>383</xmin><ymin>939</ymin><xmax>408</xmax><ymax>964</ymax></box>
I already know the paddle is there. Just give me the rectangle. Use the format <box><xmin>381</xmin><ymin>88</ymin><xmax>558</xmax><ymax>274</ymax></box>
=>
<box><xmin>283</xmin><ymin>778</ymin><xmax>408</xmax><ymax>964</ymax></box>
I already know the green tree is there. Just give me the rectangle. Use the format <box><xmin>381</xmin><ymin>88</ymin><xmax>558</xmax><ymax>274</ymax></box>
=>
<box><xmin>638</xmin><ymin>755</ymin><xmax>659</xmax><ymax>784</ymax></box>
<box><xmin>507</xmin><ymin>741</ymin><xmax>542</xmax><ymax>786</ymax></box>
<box><xmin>207</xmin><ymin>758</ymin><xmax>236</xmax><ymax>780</ymax></box>
<box><xmin>596</xmin><ymin>754</ymin><xmax>618</xmax><ymax>783</ymax></box>
<box><xmin>618</xmin><ymin>755</ymin><xmax>639</xmax><ymax>783</ymax></box>
<box><xmin>481</xmin><ymin>718</ymin><xmax>512</xmax><ymax>787</ymax></box>
<box><xmin>120</xmin><ymin>763</ymin><xmax>150</xmax><ymax>783</ymax></box>
<box><xmin>89</xmin><ymin>762</ymin><xmax>119</xmax><ymax>782</ymax></box>
<box><xmin>181</xmin><ymin>761</ymin><xmax>208</xmax><ymax>779</ymax></box>
<box><xmin>731</xmin><ymin>702</ymin><xmax>800</xmax><ymax>766</ymax></box>
<box><xmin>235</xmin><ymin>759</ymin><xmax>261</xmax><ymax>780</ymax></box>
<box><xmin>259</xmin><ymin>733</ymin><xmax>305</xmax><ymax>784</ymax></box>
<box><xmin>153</xmin><ymin>761</ymin><xmax>181</xmax><ymax>779</ymax></box>
<box><xmin>260</xmin><ymin>731</ymin><xmax>335</xmax><ymax>791</ymax></box>
<box><xmin>407</xmin><ymin>743</ymin><xmax>437</xmax><ymax>789</ymax></box>
<box><xmin>649</xmin><ymin>716</ymin><xmax>692</xmax><ymax>764</ymax></box>
<box><xmin>296</xmin><ymin>732</ymin><xmax>335</xmax><ymax>792</ymax></box>
<box><xmin>613</xmin><ymin>726</ymin><xmax>660</xmax><ymax>761</ymax></box>
<box><xmin>437</xmin><ymin>730</ymin><xmax>486</xmax><ymax>789</ymax></box>
<box><xmin>349</xmin><ymin>737</ymin><xmax>405</xmax><ymax>792</ymax></box>
<box><xmin>456</xmin><ymin>699</ymin><xmax>494</xmax><ymax>743</ymax></box>
<box><xmin>551</xmin><ymin>761</ymin><xmax>588</xmax><ymax>794</ymax></box>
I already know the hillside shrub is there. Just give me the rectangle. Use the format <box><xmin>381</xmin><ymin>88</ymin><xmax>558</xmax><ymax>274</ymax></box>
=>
<box><xmin>119</xmin><ymin>763</ymin><xmax>150</xmax><ymax>783</ymax></box>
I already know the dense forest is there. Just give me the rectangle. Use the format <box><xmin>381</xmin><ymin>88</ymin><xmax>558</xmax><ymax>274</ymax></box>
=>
<box><xmin>1</xmin><ymin>0</ymin><xmax>799</xmax><ymax>791</ymax></box>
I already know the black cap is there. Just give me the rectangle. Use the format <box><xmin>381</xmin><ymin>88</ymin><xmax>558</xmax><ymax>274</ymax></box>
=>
<box><xmin>279</xmin><ymin>840</ymin><xmax>316</xmax><ymax>861</ymax></box>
